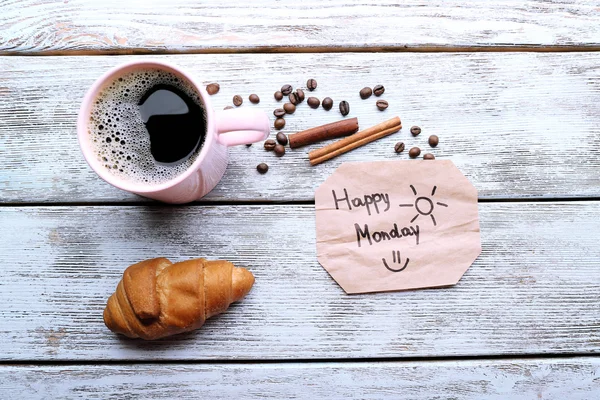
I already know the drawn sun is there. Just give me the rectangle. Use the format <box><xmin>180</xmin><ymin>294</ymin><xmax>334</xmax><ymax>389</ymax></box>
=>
<box><xmin>399</xmin><ymin>185</ymin><xmax>448</xmax><ymax>226</ymax></box>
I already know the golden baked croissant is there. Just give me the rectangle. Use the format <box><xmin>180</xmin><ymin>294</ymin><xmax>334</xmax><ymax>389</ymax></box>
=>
<box><xmin>103</xmin><ymin>257</ymin><xmax>254</xmax><ymax>340</ymax></box>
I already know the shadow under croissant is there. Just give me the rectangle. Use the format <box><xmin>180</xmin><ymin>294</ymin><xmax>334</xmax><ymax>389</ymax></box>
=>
<box><xmin>112</xmin><ymin>313</ymin><xmax>229</xmax><ymax>345</ymax></box>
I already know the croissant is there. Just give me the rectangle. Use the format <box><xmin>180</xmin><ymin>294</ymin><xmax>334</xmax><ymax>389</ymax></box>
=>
<box><xmin>103</xmin><ymin>257</ymin><xmax>254</xmax><ymax>340</ymax></box>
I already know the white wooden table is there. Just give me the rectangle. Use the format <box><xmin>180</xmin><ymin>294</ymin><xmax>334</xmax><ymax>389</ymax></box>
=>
<box><xmin>1</xmin><ymin>1</ymin><xmax>600</xmax><ymax>398</ymax></box>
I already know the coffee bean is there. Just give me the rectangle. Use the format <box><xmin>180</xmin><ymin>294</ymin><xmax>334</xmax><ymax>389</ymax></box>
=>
<box><xmin>283</xmin><ymin>103</ymin><xmax>296</xmax><ymax>114</ymax></box>
<box><xmin>394</xmin><ymin>142</ymin><xmax>405</xmax><ymax>153</ymax></box>
<box><xmin>376</xmin><ymin>100</ymin><xmax>389</xmax><ymax>111</ymax></box>
<box><xmin>249</xmin><ymin>94</ymin><xmax>260</xmax><ymax>104</ymax></box>
<box><xmin>307</xmin><ymin>97</ymin><xmax>320</xmax><ymax>109</ymax></box>
<box><xmin>276</xmin><ymin>132</ymin><xmax>288</xmax><ymax>146</ymax></box>
<box><xmin>224</xmin><ymin>105</ymin><xmax>234</xmax><ymax>110</ymax></box>
<box><xmin>281</xmin><ymin>84</ymin><xmax>293</xmax><ymax>95</ymax></box>
<box><xmin>373</xmin><ymin>85</ymin><xmax>385</xmax><ymax>96</ymax></box>
<box><xmin>264</xmin><ymin>139</ymin><xmax>276</xmax><ymax>151</ymax></box>
<box><xmin>296</xmin><ymin>89</ymin><xmax>305</xmax><ymax>102</ymax></box>
<box><xmin>423</xmin><ymin>153</ymin><xmax>435</xmax><ymax>160</ymax></box>
<box><xmin>289</xmin><ymin>93</ymin><xmax>300</xmax><ymax>105</ymax></box>
<box><xmin>274</xmin><ymin>91</ymin><xmax>283</xmax><ymax>101</ymax></box>
<box><xmin>233</xmin><ymin>95</ymin><xmax>243</xmax><ymax>107</ymax></box>
<box><xmin>274</xmin><ymin>118</ymin><xmax>286</xmax><ymax>130</ymax></box>
<box><xmin>339</xmin><ymin>100</ymin><xmax>350</xmax><ymax>116</ymax></box>
<box><xmin>206</xmin><ymin>83</ymin><xmax>220</xmax><ymax>95</ymax></box>
<box><xmin>409</xmin><ymin>147</ymin><xmax>421</xmax><ymax>158</ymax></box>
<box><xmin>307</xmin><ymin>79</ymin><xmax>317</xmax><ymax>91</ymax></box>
<box><xmin>273</xmin><ymin>108</ymin><xmax>286</xmax><ymax>118</ymax></box>
<box><xmin>360</xmin><ymin>87</ymin><xmax>373</xmax><ymax>99</ymax></box>
<box><xmin>257</xmin><ymin>163</ymin><xmax>269</xmax><ymax>174</ymax></box>
<box><xmin>429</xmin><ymin>135</ymin><xmax>439</xmax><ymax>147</ymax></box>
<box><xmin>322</xmin><ymin>97</ymin><xmax>333</xmax><ymax>111</ymax></box>
<box><xmin>410</xmin><ymin>126</ymin><xmax>422</xmax><ymax>136</ymax></box>
<box><xmin>274</xmin><ymin>144</ymin><xmax>286</xmax><ymax>157</ymax></box>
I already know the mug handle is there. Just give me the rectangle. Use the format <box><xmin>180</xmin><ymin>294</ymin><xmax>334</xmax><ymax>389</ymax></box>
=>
<box><xmin>215</xmin><ymin>108</ymin><xmax>270</xmax><ymax>147</ymax></box>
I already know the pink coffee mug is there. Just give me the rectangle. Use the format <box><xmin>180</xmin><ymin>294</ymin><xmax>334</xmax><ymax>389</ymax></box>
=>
<box><xmin>77</xmin><ymin>60</ymin><xmax>269</xmax><ymax>203</ymax></box>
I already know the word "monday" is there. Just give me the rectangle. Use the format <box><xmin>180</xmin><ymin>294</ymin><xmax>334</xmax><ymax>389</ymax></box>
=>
<box><xmin>355</xmin><ymin>223</ymin><xmax>420</xmax><ymax>247</ymax></box>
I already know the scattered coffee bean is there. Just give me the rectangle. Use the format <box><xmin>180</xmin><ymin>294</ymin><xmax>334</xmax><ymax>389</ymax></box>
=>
<box><xmin>394</xmin><ymin>142</ymin><xmax>405</xmax><ymax>153</ymax></box>
<box><xmin>206</xmin><ymin>83</ymin><xmax>220</xmax><ymax>95</ymax></box>
<box><xmin>339</xmin><ymin>100</ymin><xmax>350</xmax><ymax>116</ymax></box>
<box><xmin>249</xmin><ymin>94</ymin><xmax>260</xmax><ymax>104</ymax></box>
<box><xmin>307</xmin><ymin>79</ymin><xmax>317</xmax><ymax>91</ymax></box>
<box><xmin>283</xmin><ymin>103</ymin><xmax>296</xmax><ymax>114</ymax></box>
<box><xmin>296</xmin><ymin>89</ymin><xmax>305</xmax><ymax>102</ymax></box>
<box><xmin>281</xmin><ymin>84</ymin><xmax>293</xmax><ymax>95</ymax></box>
<box><xmin>264</xmin><ymin>139</ymin><xmax>276</xmax><ymax>151</ymax></box>
<box><xmin>233</xmin><ymin>95</ymin><xmax>243</xmax><ymax>107</ymax></box>
<box><xmin>276</xmin><ymin>132</ymin><xmax>288</xmax><ymax>146</ymax></box>
<box><xmin>409</xmin><ymin>147</ymin><xmax>421</xmax><ymax>158</ymax></box>
<box><xmin>373</xmin><ymin>85</ymin><xmax>385</xmax><ymax>96</ymax></box>
<box><xmin>322</xmin><ymin>97</ymin><xmax>333</xmax><ymax>111</ymax></box>
<box><xmin>274</xmin><ymin>91</ymin><xmax>283</xmax><ymax>101</ymax></box>
<box><xmin>376</xmin><ymin>100</ymin><xmax>389</xmax><ymax>111</ymax></box>
<box><xmin>307</xmin><ymin>97</ymin><xmax>320</xmax><ymax>109</ymax></box>
<box><xmin>274</xmin><ymin>144</ymin><xmax>286</xmax><ymax>157</ymax></box>
<box><xmin>410</xmin><ymin>126</ymin><xmax>422</xmax><ymax>136</ymax></box>
<box><xmin>289</xmin><ymin>92</ymin><xmax>300</xmax><ymax>105</ymax></box>
<box><xmin>423</xmin><ymin>153</ymin><xmax>435</xmax><ymax>160</ymax></box>
<box><xmin>273</xmin><ymin>108</ymin><xmax>286</xmax><ymax>118</ymax></box>
<box><xmin>224</xmin><ymin>105</ymin><xmax>234</xmax><ymax>110</ymax></box>
<box><xmin>429</xmin><ymin>135</ymin><xmax>439</xmax><ymax>147</ymax></box>
<box><xmin>360</xmin><ymin>87</ymin><xmax>373</xmax><ymax>99</ymax></box>
<box><xmin>274</xmin><ymin>118</ymin><xmax>286</xmax><ymax>130</ymax></box>
<box><xmin>257</xmin><ymin>163</ymin><xmax>269</xmax><ymax>174</ymax></box>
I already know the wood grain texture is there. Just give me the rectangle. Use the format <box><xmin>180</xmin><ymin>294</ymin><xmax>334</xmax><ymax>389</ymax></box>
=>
<box><xmin>1</xmin><ymin>358</ymin><xmax>599</xmax><ymax>399</ymax></box>
<box><xmin>1</xmin><ymin>0</ymin><xmax>600</xmax><ymax>54</ymax></box>
<box><xmin>1</xmin><ymin>53</ymin><xmax>599</xmax><ymax>203</ymax></box>
<box><xmin>1</xmin><ymin>202</ymin><xmax>599</xmax><ymax>361</ymax></box>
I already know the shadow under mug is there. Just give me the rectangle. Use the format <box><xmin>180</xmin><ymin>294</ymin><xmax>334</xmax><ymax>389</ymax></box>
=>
<box><xmin>77</xmin><ymin>60</ymin><xmax>270</xmax><ymax>203</ymax></box>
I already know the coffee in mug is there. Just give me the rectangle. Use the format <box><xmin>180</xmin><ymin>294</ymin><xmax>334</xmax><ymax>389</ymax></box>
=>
<box><xmin>89</xmin><ymin>68</ymin><xmax>209</xmax><ymax>185</ymax></box>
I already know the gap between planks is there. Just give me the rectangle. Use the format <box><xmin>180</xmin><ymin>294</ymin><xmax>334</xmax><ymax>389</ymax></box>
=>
<box><xmin>3</xmin><ymin>353</ymin><xmax>600</xmax><ymax>367</ymax></box>
<box><xmin>2</xmin><ymin>197</ymin><xmax>600</xmax><ymax>208</ymax></box>
<box><xmin>3</xmin><ymin>44</ymin><xmax>600</xmax><ymax>57</ymax></box>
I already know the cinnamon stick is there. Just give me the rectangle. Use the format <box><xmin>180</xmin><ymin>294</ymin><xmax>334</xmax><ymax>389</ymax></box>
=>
<box><xmin>309</xmin><ymin>117</ymin><xmax>401</xmax><ymax>166</ymax></box>
<box><xmin>288</xmin><ymin>118</ymin><xmax>359</xmax><ymax>149</ymax></box>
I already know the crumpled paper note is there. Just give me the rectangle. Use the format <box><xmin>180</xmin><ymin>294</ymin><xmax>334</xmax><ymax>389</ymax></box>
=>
<box><xmin>315</xmin><ymin>160</ymin><xmax>481</xmax><ymax>294</ymax></box>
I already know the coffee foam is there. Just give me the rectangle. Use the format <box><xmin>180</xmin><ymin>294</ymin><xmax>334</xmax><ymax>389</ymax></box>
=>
<box><xmin>88</xmin><ymin>68</ymin><xmax>205</xmax><ymax>185</ymax></box>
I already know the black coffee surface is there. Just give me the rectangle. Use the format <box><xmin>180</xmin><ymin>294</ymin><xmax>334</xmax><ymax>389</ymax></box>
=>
<box><xmin>138</xmin><ymin>84</ymin><xmax>205</xmax><ymax>164</ymax></box>
<box><xmin>88</xmin><ymin>68</ymin><xmax>206</xmax><ymax>185</ymax></box>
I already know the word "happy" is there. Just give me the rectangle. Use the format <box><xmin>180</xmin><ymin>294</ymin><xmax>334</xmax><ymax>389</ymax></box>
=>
<box><xmin>332</xmin><ymin>188</ymin><xmax>390</xmax><ymax>216</ymax></box>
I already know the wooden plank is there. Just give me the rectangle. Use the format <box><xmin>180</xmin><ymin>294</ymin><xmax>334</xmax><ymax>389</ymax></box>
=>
<box><xmin>0</xmin><ymin>202</ymin><xmax>599</xmax><ymax>360</ymax></box>
<box><xmin>1</xmin><ymin>358</ymin><xmax>599</xmax><ymax>399</ymax></box>
<box><xmin>1</xmin><ymin>0</ymin><xmax>599</xmax><ymax>54</ymax></box>
<box><xmin>1</xmin><ymin>53</ymin><xmax>599</xmax><ymax>203</ymax></box>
